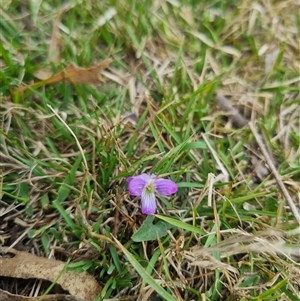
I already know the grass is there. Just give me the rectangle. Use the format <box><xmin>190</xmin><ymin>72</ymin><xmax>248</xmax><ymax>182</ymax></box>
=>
<box><xmin>1</xmin><ymin>0</ymin><xmax>300</xmax><ymax>300</ymax></box>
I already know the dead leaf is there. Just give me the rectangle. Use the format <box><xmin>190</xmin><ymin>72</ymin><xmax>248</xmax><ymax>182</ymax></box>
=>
<box><xmin>15</xmin><ymin>59</ymin><xmax>113</xmax><ymax>94</ymax></box>
<box><xmin>43</xmin><ymin>59</ymin><xmax>112</xmax><ymax>85</ymax></box>
<box><xmin>0</xmin><ymin>289</ymin><xmax>84</xmax><ymax>301</ymax></box>
<box><xmin>34</xmin><ymin>69</ymin><xmax>54</xmax><ymax>80</ymax></box>
<box><xmin>0</xmin><ymin>247</ymin><xmax>101</xmax><ymax>301</ymax></box>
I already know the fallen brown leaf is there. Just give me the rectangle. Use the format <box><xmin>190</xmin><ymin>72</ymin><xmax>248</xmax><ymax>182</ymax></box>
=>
<box><xmin>0</xmin><ymin>289</ymin><xmax>84</xmax><ymax>301</ymax></box>
<box><xmin>15</xmin><ymin>59</ymin><xmax>113</xmax><ymax>94</ymax></box>
<box><xmin>43</xmin><ymin>59</ymin><xmax>112</xmax><ymax>85</ymax></box>
<box><xmin>0</xmin><ymin>247</ymin><xmax>101</xmax><ymax>301</ymax></box>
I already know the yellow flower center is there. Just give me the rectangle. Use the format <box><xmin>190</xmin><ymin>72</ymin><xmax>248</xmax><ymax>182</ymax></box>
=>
<box><xmin>145</xmin><ymin>182</ymin><xmax>155</xmax><ymax>193</ymax></box>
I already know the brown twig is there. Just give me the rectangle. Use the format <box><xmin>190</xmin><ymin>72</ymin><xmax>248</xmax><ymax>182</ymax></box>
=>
<box><xmin>216</xmin><ymin>93</ymin><xmax>248</xmax><ymax>128</ymax></box>
<box><xmin>249</xmin><ymin>122</ymin><xmax>300</xmax><ymax>225</ymax></box>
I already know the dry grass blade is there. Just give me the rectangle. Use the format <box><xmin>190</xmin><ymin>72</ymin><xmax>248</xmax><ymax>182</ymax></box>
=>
<box><xmin>249</xmin><ymin>122</ymin><xmax>300</xmax><ymax>225</ymax></box>
<box><xmin>202</xmin><ymin>133</ymin><xmax>229</xmax><ymax>182</ymax></box>
<box><xmin>184</xmin><ymin>249</ymin><xmax>239</xmax><ymax>275</ymax></box>
<box><xmin>47</xmin><ymin>17</ymin><xmax>61</xmax><ymax>65</ymax></box>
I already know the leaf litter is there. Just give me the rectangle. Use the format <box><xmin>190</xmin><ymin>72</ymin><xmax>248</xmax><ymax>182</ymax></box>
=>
<box><xmin>0</xmin><ymin>247</ymin><xmax>101</xmax><ymax>301</ymax></box>
<box><xmin>15</xmin><ymin>59</ymin><xmax>113</xmax><ymax>95</ymax></box>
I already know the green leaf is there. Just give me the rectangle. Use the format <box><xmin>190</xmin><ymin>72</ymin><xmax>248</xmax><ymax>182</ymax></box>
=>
<box><xmin>177</xmin><ymin>182</ymin><xmax>204</xmax><ymax>188</ymax></box>
<box><xmin>132</xmin><ymin>215</ymin><xmax>173</xmax><ymax>242</ymax></box>
<box><xmin>182</xmin><ymin>141</ymin><xmax>207</xmax><ymax>150</ymax></box>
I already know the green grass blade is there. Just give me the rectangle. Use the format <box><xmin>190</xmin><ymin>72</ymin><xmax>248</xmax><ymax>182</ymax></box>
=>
<box><xmin>114</xmin><ymin>237</ymin><xmax>178</xmax><ymax>301</ymax></box>
<box><xmin>156</xmin><ymin>215</ymin><xmax>206</xmax><ymax>235</ymax></box>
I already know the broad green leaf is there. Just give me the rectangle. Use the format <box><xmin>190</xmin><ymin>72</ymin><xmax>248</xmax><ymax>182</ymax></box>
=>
<box><xmin>132</xmin><ymin>215</ymin><xmax>172</xmax><ymax>242</ymax></box>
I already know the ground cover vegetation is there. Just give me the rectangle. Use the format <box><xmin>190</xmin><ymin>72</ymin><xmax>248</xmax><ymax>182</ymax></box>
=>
<box><xmin>1</xmin><ymin>0</ymin><xmax>300</xmax><ymax>300</ymax></box>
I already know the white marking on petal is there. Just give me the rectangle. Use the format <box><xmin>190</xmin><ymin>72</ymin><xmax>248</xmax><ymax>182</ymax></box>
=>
<box><xmin>141</xmin><ymin>191</ymin><xmax>156</xmax><ymax>215</ymax></box>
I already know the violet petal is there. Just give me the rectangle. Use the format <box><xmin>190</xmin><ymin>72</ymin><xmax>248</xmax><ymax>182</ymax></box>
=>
<box><xmin>127</xmin><ymin>174</ymin><xmax>150</xmax><ymax>196</ymax></box>
<box><xmin>154</xmin><ymin>178</ymin><xmax>178</xmax><ymax>196</ymax></box>
<box><xmin>126</xmin><ymin>177</ymin><xmax>133</xmax><ymax>183</ymax></box>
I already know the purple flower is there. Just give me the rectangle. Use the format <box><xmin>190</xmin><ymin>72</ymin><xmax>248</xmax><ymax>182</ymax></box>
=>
<box><xmin>126</xmin><ymin>173</ymin><xmax>178</xmax><ymax>215</ymax></box>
